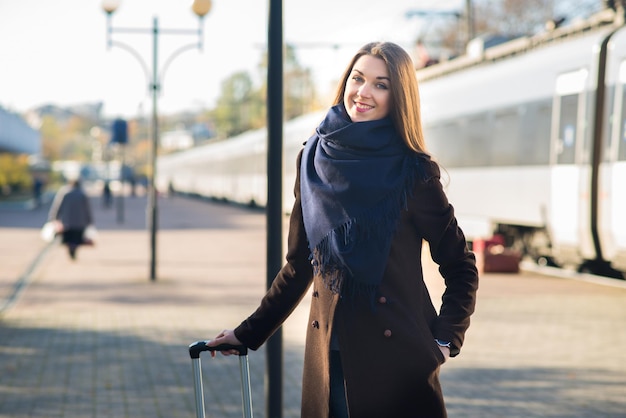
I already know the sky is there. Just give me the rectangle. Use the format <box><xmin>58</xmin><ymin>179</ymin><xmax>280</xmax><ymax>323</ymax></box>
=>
<box><xmin>0</xmin><ymin>0</ymin><xmax>464</xmax><ymax>118</ymax></box>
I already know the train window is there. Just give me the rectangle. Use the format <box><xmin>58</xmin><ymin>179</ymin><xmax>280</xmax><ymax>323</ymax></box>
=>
<box><xmin>424</xmin><ymin>121</ymin><xmax>463</xmax><ymax>167</ymax></box>
<box><xmin>619</xmin><ymin>62</ymin><xmax>626</xmax><ymax>162</ymax></box>
<box><xmin>604</xmin><ymin>85</ymin><xmax>616</xmax><ymax>163</ymax></box>
<box><xmin>520</xmin><ymin>101</ymin><xmax>551</xmax><ymax>165</ymax></box>
<box><xmin>492</xmin><ymin>109</ymin><xmax>519</xmax><ymax>165</ymax></box>
<box><xmin>580</xmin><ymin>91</ymin><xmax>595</xmax><ymax>165</ymax></box>
<box><xmin>556</xmin><ymin>94</ymin><xmax>578</xmax><ymax>164</ymax></box>
<box><xmin>468</xmin><ymin>115</ymin><xmax>489</xmax><ymax>166</ymax></box>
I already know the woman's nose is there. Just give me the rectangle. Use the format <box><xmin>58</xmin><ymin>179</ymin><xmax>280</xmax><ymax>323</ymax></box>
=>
<box><xmin>356</xmin><ymin>83</ymin><xmax>372</xmax><ymax>98</ymax></box>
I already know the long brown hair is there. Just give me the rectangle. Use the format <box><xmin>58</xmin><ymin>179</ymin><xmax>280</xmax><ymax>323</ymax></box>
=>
<box><xmin>332</xmin><ymin>42</ymin><xmax>428</xmax><ymax>154</ymax></box>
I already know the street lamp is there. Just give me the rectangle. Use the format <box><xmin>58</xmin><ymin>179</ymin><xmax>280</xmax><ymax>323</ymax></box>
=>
<box><xmin>101</xmin><ymin>0</ymin><xmax>212</xmax><ymax>281</ymax></box>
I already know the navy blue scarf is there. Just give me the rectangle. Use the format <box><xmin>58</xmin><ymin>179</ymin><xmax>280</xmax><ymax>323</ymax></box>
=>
<box><xmin>300</xmin><ymin>104</ymin><xmax>419</xmax><ymax>300</ymax></box>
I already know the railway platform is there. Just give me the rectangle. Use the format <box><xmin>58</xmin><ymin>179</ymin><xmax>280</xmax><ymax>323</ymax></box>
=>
<box><xmin>1</xmin><ymin>191</ymin><xmax>625</xmax><ymax>417</ymax></box>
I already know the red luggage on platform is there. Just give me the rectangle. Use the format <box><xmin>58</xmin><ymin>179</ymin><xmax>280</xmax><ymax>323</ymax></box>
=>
<box><xmin>473</xmin><ymin>236</ymin><xmax>522</xmax><ymax>274</ymax></box>
<box><xmin>188</xmin><ymin>342</ymin><xmax>254</xmax><ymax>418</ymax></box>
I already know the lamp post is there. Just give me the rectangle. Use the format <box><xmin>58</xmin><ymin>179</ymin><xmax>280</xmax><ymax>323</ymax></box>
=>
<box><xmin>101</xmin><ymin>0</ymin><xmax>212</xmax><ymax>281</ymax></box>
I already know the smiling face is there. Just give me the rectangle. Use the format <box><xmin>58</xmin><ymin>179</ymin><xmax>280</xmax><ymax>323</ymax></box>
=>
<box><xmin>343</xmin><ymin>54</ymin><xmax>391</xmax><ymax>122</ymax></box>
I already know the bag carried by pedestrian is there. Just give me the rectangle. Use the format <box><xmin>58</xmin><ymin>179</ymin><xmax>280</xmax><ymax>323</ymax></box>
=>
<box><xmin>82</xmin><ymin>225</ymin><xmax>98</xmax><ymax>246</ymax></box>
<box><xmin>40</xmin><ymin>220</ymin><xmax>62</xmax><ymax>242</ymax></box>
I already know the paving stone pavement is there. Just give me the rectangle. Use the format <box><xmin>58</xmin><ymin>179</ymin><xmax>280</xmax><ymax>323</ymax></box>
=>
<box><xmin>1</xmin><ymin>192</ymin><xmax>625</xmax><ymax>418</ymax></box>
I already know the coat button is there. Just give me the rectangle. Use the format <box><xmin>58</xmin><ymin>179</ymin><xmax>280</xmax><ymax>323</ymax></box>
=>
<box><xmin>378</xmin><ymin>296</ymin><xmax>387</xmax><ymax>304</ymax></box>
<box><xmin>383</xmin><ymin>329</ymin><xmax>392</xmax><ymax>338</ymax></box>
<box><xmin>311</xmin><ymin>320</ymin><xmax>319</xmax><ymax>329</ymax></box>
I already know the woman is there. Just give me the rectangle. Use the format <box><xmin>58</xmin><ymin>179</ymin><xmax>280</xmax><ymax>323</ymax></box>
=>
<box><xmin>208</xmin><ymin>42</ymin><xmax>479</xmax><ymax>418</ymax></box>
<box><xmin>48</xmin><ymin>178</ymin><xmax>94</xmax><ymax>260</ymax></box>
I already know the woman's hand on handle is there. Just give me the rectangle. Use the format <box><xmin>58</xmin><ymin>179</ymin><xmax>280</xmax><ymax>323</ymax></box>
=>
<box><xmin>206</xmin><ymin>329</ymin><xmax>243</xmax><ymax>357</ymax></box>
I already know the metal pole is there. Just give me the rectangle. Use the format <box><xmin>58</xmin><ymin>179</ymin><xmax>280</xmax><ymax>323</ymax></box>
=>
<box><xmin>116</xmin><ymin>145</ymin><xmax>125</xmax><ymax>224</ymax></box>
<box><xmin>466</xmin><ymin>0</ymin><xmax>474</xmax><ymax>44</ymax></box>
<box><xmin>266</xmin><ymin>1</ymin><xmax>283</xmax><ymax>417</ymax></box>
<box><xmin>149</xmin><ymin>16</ymin><xmax>159</xmax><ymax>281</ymax></box>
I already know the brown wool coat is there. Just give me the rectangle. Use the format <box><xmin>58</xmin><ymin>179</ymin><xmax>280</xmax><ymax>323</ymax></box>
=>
<box><xmin>235</xmin><ymin>152</ymin><xmax>479</xmax><ymax>418</ymax></box>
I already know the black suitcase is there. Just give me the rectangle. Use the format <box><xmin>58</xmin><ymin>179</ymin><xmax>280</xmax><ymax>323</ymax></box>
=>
<box><xmin>188</xmin><ymin>341</ymin><xmax>253</xmax><ymax>418</ymax></box>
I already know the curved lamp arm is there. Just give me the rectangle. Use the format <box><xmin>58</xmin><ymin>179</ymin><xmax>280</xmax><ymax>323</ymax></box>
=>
<box><xmin>108</xmin><ymin>40</ymin><xmax>153</xmax><ymax>93</ymax></box>
<box><xmin>158</xmin><ymin>42</ymin><xmax>201</xmax><ymax>95</ymax></box>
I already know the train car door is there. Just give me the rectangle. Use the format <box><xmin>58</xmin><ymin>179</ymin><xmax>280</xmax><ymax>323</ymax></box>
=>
<box><xmin>549</xmin><ymin>69</ymin><xmax>591</xmax><ymax>266</ymax></box>
<box><xmin>602</xmin><ymin>59</ymin><xmax>626</xmax><ymax>271</ymax></box>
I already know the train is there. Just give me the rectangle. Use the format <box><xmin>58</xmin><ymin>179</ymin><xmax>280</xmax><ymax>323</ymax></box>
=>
<box><xmin>156</xmin><ymin>110</ymin><xmax>324</xmax><ymax>210</ymax></box>
<box><xmin>157</xmin><ymin>8</ymin><xmax>626</xmax><ymax>279</ymax></box>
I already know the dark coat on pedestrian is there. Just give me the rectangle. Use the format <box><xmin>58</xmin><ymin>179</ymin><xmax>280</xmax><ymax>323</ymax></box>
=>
<box><xmin>234</xmin><ymin>151</ymin><xmax>478</xmax><ymax>418</ymax></box>
<box><xmin>48</xmin><ymin>181</ymin><xmax>93</xmax><ymax>230</ymax></box>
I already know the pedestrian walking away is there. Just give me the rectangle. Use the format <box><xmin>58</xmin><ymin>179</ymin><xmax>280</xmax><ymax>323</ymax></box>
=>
<box><xmin>102</xmin><ymin>180</ymin><xmax>112</xmax><ymax>208</ymax></box>
<box><xmin>32</xmin><ymin>175</ymin><xmax>44</xmax><ymax>208</ymax></box>
<box><xmin>47</xmin><ymin>177</ymin><xmax>95</xmax><ymax>260</ymax></box>
<box><xmin>207</xmin><ymin>41</ymin><xmax>479</xmax><ymax>418</ymax></box>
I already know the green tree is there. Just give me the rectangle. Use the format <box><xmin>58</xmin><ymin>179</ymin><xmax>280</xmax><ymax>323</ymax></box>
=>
<box><xmin>211</xmin><ymin>71</ymin><xmax>263</xmax><ymax>138</ymax></box>
<box><xmin>257</xmin><ymin>44</ymin><xmax>321</xmax><ymax>120</ymax></box>
<box><xmin>40</xmin><ymin>115</ymin><xmax>64</xmax><ymax>161</ymax></box>
<box><xmin>209</xmin><ymin>46</ymin><xmax>319</xmax><ymax>140</ymax></box>
<box><xmin>0</xmin><ymin>153</ymin><xmax>31</xmax><ymax>195</ymax></box>
<box><xmin>39</xmin><ymin>113</ymin><xmax>96</xmax><ymax>162</ymax></box>
<box><xmin>284</xmin><ymin>44</ymin><xmax>319</xmax><ymax>119</ymax></box>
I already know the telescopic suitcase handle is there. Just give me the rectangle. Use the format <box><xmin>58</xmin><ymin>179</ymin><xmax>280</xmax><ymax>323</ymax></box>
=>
<box><xmin>189</xmin><ymin>341</ymin><xmax>248</xmax><ymax>358</ymax></box>
<box><xmin>188</xmin><ymin>341</ymin><xmax>253</xmax><ymax>418</ymax></box>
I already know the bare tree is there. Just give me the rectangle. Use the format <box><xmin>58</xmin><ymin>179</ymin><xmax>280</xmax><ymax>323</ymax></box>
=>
<box><xmin>429</xmin><ymin>0</ymin><xmax>606</xmax><ymax>58</ymax></box>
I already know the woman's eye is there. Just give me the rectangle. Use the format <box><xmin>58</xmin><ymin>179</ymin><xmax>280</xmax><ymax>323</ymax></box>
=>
<box><xmin>376</xmin><ymin>83</ymin><xmax>388</xmax><ymax>90</ymax></box>
<box><xmin>352</xmin><ymin>75</ymin><xmax>364</xmax><ymax>82</ymax></box>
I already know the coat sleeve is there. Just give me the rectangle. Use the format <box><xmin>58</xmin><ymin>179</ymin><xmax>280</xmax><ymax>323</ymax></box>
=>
<box><xmin>409</xmin><ymin>156</ymin><xmax>479</xmax><ymax>356</ymax></box>
<box><xmin>234</xmin><ymin>149</ymin><xmax>314</xmax><ymax>350</ymax></box>
<box><xmin>83</xmin><ymin>192</ymin><xmax>93</xmax><ymax>225</ymax></box>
